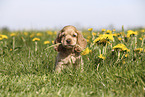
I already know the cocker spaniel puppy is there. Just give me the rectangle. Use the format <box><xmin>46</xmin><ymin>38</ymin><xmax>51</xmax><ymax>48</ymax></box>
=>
<box><xmin>54</xmin><ymin>25</ymin><xmax>87</xmax><ymax>73</ymax></box>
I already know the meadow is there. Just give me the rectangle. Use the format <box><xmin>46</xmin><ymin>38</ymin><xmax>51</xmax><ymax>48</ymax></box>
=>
<box><xmin>0</xmin><ymin>26</ymin><xmax>145</xmax><ymax>97</ymax></box>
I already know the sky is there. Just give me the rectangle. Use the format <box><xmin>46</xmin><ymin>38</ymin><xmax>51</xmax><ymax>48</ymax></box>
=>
<box><xmin>0</xmin><ymin>0</ymin><xmax>145</xmax><ymax>30</ymax></box>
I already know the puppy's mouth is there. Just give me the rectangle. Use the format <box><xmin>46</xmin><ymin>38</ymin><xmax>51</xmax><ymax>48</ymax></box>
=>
<box><xmin>63</xmin><ymin>44</ymin><xmax>75</xmax><ymax>48</ymax></box>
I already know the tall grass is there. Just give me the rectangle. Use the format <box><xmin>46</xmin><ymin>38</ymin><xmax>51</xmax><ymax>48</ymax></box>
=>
<box><xmin>0</xmin><ymin>28</ymin><xmax>144</xmax><ymax>97</ymax></box>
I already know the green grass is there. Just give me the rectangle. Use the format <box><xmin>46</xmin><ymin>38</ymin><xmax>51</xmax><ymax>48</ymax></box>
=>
<box><xmin>0</xmin><ymin>29</ymin><xmax>145</xmax><ymax>97</ymax></box>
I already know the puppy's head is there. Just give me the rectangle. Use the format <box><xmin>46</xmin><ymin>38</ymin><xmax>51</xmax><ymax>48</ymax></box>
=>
<box><xmin>59</xmin><ymin>26</ymin><xmax>78</xmax><ymax>48</ymax></box>
<box><xmin>54</xmin><ymin>25</ymin><xmax>87</xmax><ymax>52</ymax></box>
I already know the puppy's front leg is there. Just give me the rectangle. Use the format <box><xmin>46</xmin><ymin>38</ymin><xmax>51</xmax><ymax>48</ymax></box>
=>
<box><xmin>55</xmin><ymin>61</ymin><xmax>64</xmax><ymax>73</ymax></box>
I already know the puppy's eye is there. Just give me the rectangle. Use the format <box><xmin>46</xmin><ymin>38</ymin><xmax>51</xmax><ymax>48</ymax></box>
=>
<box><xmin>73</xmin><ymin>34</ymin><xmax>76</xmax><ymax>37</ymax></box>
<box><xmin>62</xmin><ymin>34</ymin><xmax>65</xmax><ymax>37</ymax></box>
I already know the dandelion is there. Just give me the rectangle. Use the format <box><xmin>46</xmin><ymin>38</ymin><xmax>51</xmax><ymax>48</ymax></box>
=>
<box><xmin>105</xmin><ymin>30</ymin><xmax>112</xmax><ymax>34</ymax></box>
<box><xmin>32</xmin><ymin>38</ymin><xmax>40</xmax><ymax>41</ymax></box>
<box><xmin>112</xmin><ymin>33</ymin><xmax>117</xmax><ymax>37</ymax></box>
<box><xmin>44</xmin><ymin>41</ymin><xmax>50</xmax><ymax>44</ymax></box>
<box><xmin>36</xmin><ymin>33</ymin><xmax>43</xmax><ymax>36</ymax></box>
<box><xmin>10</xmin><ymin>48</ymin><xmax>13</xmax><ymax>51</ymax></box>
<box><xmin>122</xmin><ymin>59</ymin><xmax>126</xmax><ymax>64</ymax></box>
<box><xmin>81</xmin><ymin>47</ymin><xmax>91</xmax><ymax>55</ymax></box>
<box><xmin>24</xmin><ymin>32</ymin><xmax>28</xmax><ymax>36</ymax></box>
<box><xmin>127</xmin><ymin>30</ymin><xmax>138</xmax><ymax>37</ymax></box>
<box><xmin>140</xmin><ymin>29</ymin><xmax>145</xmax><ymax>33</ymax></box>
<box><xmin>1</xmin><ymin>35</ymin><xmax>8</xmax><ymax>39</ymax></box>
<box><xmin>91</xmin><ymin>32</ymin><xmax>97</xmax><ymax>40</ymax></box>
<box><xmin>125</xmin><ymin>54</ymin><xmax>129</xmax><ymax>57</ymax></box>
<box><xmin>47</xmin><ymin>31</ymin><xmax>53</xmax><ymax>35</ymax></box>
<box><xmin>52</xmin><ymin>41</ymin><xmax>54</xmax><ymax>44</ymax></box>
<box><xmin>139</xmin><ymin>37</ymin><xmax>142</xmax><ymax>40</ymax></box>
<box><xmin>92</xmin><ymin>32</ymin><xmax>97</xmax><ymax>36</ymax></box>
<box><xmin>112</xmin><ymin>44</ymin><xmax>130</xmax><ymax>62</ymax></box>
<box><xmin>118</xmin><ymin>37</ymin><xmax>122</xmax><ymax>41</ymax></box>
<box><xmin>126</xmin><ymin>30</ymin><xmax>138</xmax><ymax>48</ymax></box>
<box><xmin>93</xmin><ymin>34</ymin><xmax>114</xmax><ymax>46</ymax></box>
<box><xmin>113</xmin><ymin>29</ymin><xmax>116</xmax><ymax>32</ymax></box>
<box><xmin>102</xmin><ymin>29</ymin><xmax>106</xmax><ymax>32</ymax></box>
<box><xmin>87</xmin><ymin>36</ymin><xmax>91</xmax><ymax>39</ymax></box>
<box><xmin>10</xmin><ymin>33</ymin><xmax>17</xmax><ymax>50</ymax></box>
<box><xmin>30</xmin><ymin>33</ymin><xmax>35</xmax><ymax>38</ymax></box>
<box><xmin>10</xmin><ymin>33</ymin><xmax>17</xmax><ymax>37</ymax></box>
<box><xmin>86</xmin><ymin>39</ymin><xmax>90</xmax><ymax>43</ymax></box>
<box><xmin>32</xmin><ymin>38</ymin><xmax>40</xmax><ymax>52</ymax></box>
<box><xmin>54</xmin><ymin>31</ymin><xmax>57</xmax><ymax>35</ymax></box>
<box><xmin>98</xmin><ymin>54</ymin><xmax>106</xmax><ymax>60</ymax></box>
<box><xmin>134</xmin><ymin>48</ymin><xmax>143</xmax><ymax>53</ymax></box>
<box><xmin>120</xmin><ymin>32</ymin><xmax>125</xmax><ymax>36</ymax></box>
<box><xmin>117</xmin><ymin>33</ymin><xmax>121</xmax><ymax>36</ymax></box>
<box><xmin>0</xmin><ymin>35</ymin><xmax>8</xmax><ymax>47</ymax></box>
<box><xmin>113</xmin><ymin>43</ymin><xmax>130</xmax><ymax>52</ymax></box>
<box><xmin>88</xmin><ymin>28</ymin><xmax>94</xmax><ymax>41</ymax></box>
<box><xmin>88</xmin><ymin>28</ymin><xmax>93</xmax><ymax>31</ymax></box>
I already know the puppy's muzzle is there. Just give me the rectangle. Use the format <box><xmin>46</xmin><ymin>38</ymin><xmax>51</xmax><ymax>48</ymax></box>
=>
<box><xmin>66</xmin><ymin>39</ymin><xmax>71</xmax><ymax>44</ymax></box>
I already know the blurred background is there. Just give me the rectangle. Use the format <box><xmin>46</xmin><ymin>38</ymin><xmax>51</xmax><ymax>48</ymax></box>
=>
<box><xmin>0</xmin><ymin>0</ymin><xmax>145</xmax><ymax>30</ymax></box>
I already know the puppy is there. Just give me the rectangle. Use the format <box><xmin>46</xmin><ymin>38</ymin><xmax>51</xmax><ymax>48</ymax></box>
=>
<box><xmin>54</xmin><ymin>25</ymin><xmax>87</xmax><ymax>73</ymax></box>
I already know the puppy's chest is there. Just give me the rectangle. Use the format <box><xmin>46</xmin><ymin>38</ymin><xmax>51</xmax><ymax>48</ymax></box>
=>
<box><xmin>58</xmin><ymin>54</ymin><xmax>80</xmax><ymax>64</ymax></box>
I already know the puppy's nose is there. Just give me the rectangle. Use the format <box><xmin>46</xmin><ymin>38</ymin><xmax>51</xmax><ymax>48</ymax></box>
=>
<box><xmin>66</xmin><ymin>39</ymin><xmax>71</xmax><ymax>44</ymax></box>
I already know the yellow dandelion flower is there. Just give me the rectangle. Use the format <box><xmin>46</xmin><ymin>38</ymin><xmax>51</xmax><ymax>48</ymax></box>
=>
<box><xmin>102</xmin><ymin>29</ymin><xmax>106</xmax><ymax>32</ymax></box>
<box><xmin>105</xmin><ymin>34</ymin><xmax>114</xmax><ymax>41</ymax></box>
<box><xmin>98</xmin><ymin>54</ymin><xmax>106</xmax><ymax>60</ymax></box>
<box><xmin>87</xmin><ymin>36</ymin><xmax>91</xmax><ymax>39</ymax></box>
<box><xmin>127</xmin><ymin>30</ymin><xmax>138</xmax><ymax>37</ymax></box>
<box><xmin>24</xmin><ymin>32</ymin><xmax>28</xmax><ymax>36</ymax></box>
<box><xmin>122</xmin><ymin>60</ymin><xmax>126</xmax><ymax>64</ymax></box>
<box><xmin>30</xmin><ymin>33</ymin><xmax>35</xmax><ymax>38</ymax></box>
<box><xmin>32</xmin><ymin>38</ymin><xmax>40</xmax><ymax>41</ymax></box>
<box><xmin>81</xmin><ymin>47</ymin><xmax>91</xmax><ymax>55</ymax></box>
<box><xmin>0</xmin><ymin>35</ymin><xmax>8</xmax><ymax>39</ymax></box>
<box><xmin>47</xmin><ymin>31</ymin><xmax>53</xmax><ymax>35</ymax></box>
<box><xmin>44</xmin><ymin>41</ymin><xmax>50</xmax><ymax>44</ymax></box>
<box><xmin>36</xmin><ymin>33</ymin><xmax>43</xmax><ymax>36</ymax></box>
<box><xmin>118</xmin><ymin>37</ymin><xmax>122</xmax><ymax>41</ymax></box>
<box><xmin>52</xmin><ymin>41</ymin><xmax>54</xmax><ymax>44</ymax></box>
<box><xmin>86</xmin><ymin>39</ymin><xmax>90</xmax><ymax>43</ymax></box>
<box><xmin>105</xmin><ymin>30</ymin><xmax>112</xmax><ymax>34</ymax></box>
<box><xmin>93</xmin><ymin>34</ymin><xmax>114</xmax><ymax>45</ymax></box>
<box><xmin>117</xmin><ymin>33</ymin><xmax>121</xmax><ymax>36</ymax></box>
<box><xmin>113</xmin><ymin>29</ymin><xmax>116</xmax><ymax>32</ymax></box>
<box><xmin>54</xmin><ymin>31</ymin><xmax>57</xmax><ymax>35</ymax></box>
<box><xmin>134</xmin><ymin>48</ymin><xmax>143</xmax><ymax>53</ymax></box>
<box><xmin>10</xmin><ymin>48</ymin><xmax>13</xmax><ymax>51</ymax></box>
<box><xmin>125</xmin><ymin>54</ymin><xmax>128</xmax><ymax>57</ymax></box>
<box><xmin>92</xmin><ymin>32</ymin><xmax>97</xmax><ymax>36</ymax></box>
<box><xmin>139</xmin><ymin>38</ymin><xmax>142</xmax><ymax>40</ymax></box>
<box><xmin>113</xmin><ymin>43</ymin><xmax>130</xmax><ymax>52</ymax></box>
<box><xmin>88</xmin><ymin>28</ymin><xmax>93</xmax><ymax>31</ymax></box>
<box><xmin>121</xmin><ymin>32</ymin><xmax>125</xmax><ymax>36</ymax></box>
<box><xmin>140</xmin><ymin>29</ymin><xmax>145</xmax><ymax>33</ymax></box>
<box><xmin>112</xmin><ymin>33</ymin><xmax>117</xmax><ymax>37</ymax></box>
<box><xmin>0</xmin><ymin>37</ymin><xmax>2</xmax><ymax>40</ymax></box>
<box><xmin>10</xmin><ymin>33</ymin><xmax>17</xmax><ymax>37</ymax></box>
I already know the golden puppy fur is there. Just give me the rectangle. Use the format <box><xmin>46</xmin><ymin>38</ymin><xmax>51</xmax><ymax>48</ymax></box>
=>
<box><xmin>54</xmin><ymin>25</ymin><xmax>87</xmax><ymax>73</ymax></box>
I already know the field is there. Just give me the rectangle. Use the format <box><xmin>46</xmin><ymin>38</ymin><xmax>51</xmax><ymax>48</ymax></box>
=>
<box><xmin>0</xmin><ymin>27</ymin><xmax>145</xmax><ymax>97</ymax></box>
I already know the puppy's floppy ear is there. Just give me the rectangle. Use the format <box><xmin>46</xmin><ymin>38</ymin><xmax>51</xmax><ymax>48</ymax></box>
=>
<box><xmin>54</xmin><ymin>31</ymin><xmax>62</xmax><ymax>44</ymax></box>
<box><xmin>75</xmin><ymin>31</ymin><xmax>87</xmax><ymax>52</ymax></box>
<box><xmin>54</xmin><ymin>32</ymin><xmax>62</xmax><ymax>51</ymax></box>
